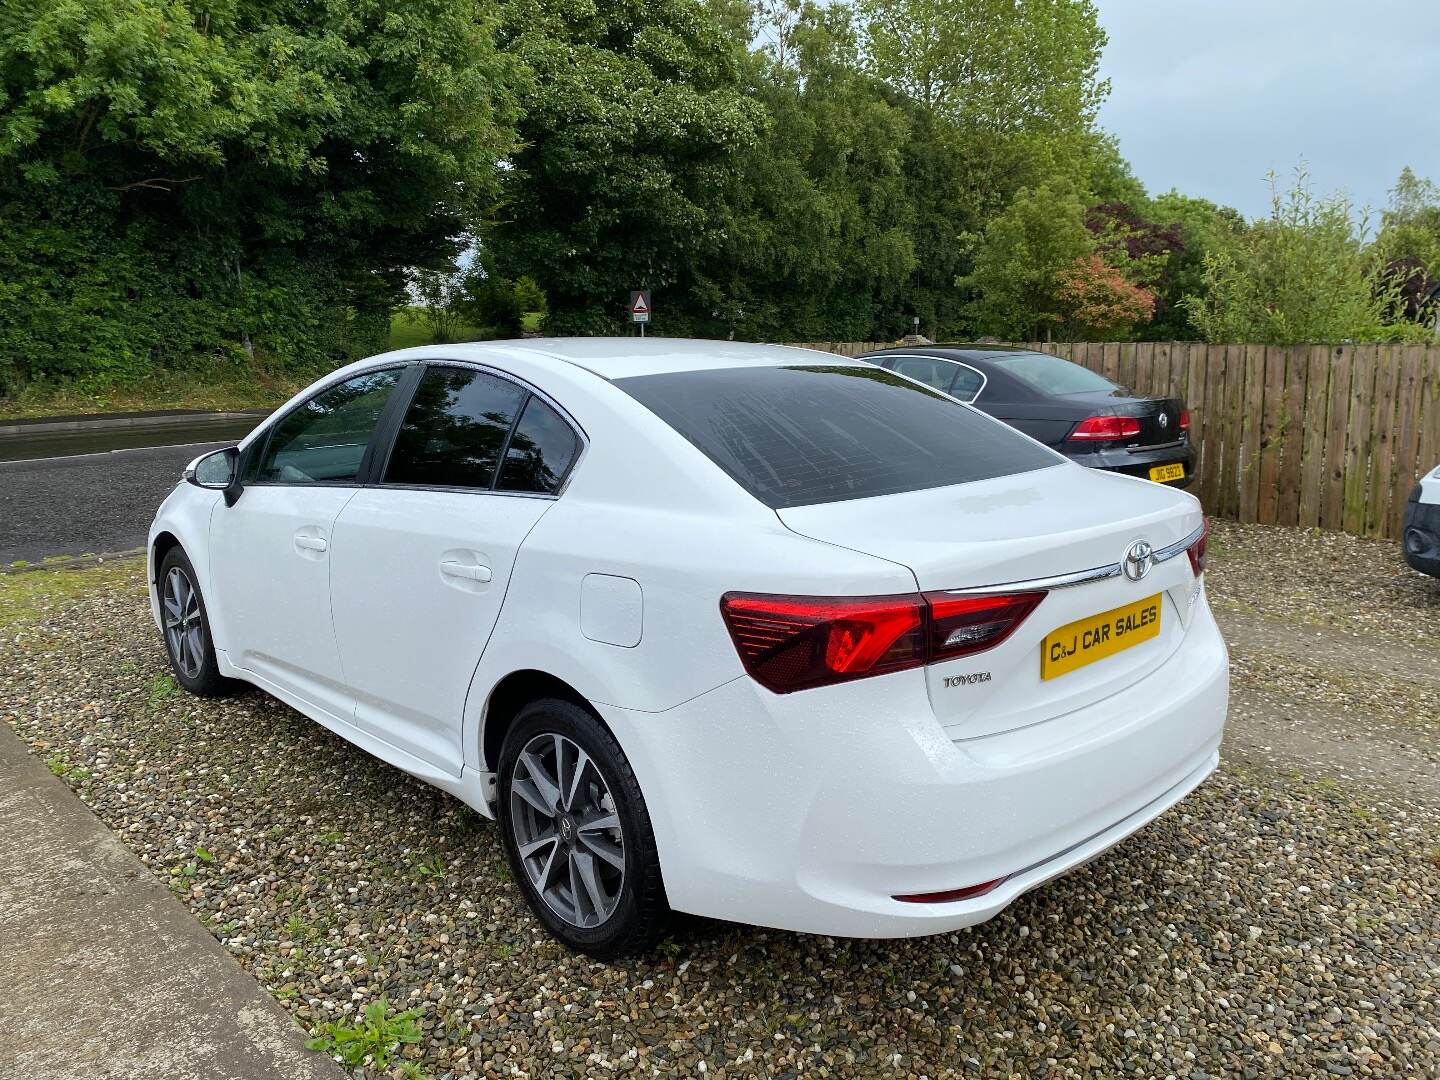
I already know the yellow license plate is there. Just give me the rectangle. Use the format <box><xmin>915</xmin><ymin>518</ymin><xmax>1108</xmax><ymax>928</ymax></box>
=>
<box><xmin>1148</xmin><ymin>463</ymin><xmax>1186</xmax><ymax>483</ymax></box>
<box><xmin>1041</xmin><ymin>593</ymin><xmax>1162</xmax><ymax>681</ymax></box>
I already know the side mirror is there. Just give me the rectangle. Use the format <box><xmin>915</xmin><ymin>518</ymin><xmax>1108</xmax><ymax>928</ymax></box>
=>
<box><xmin>184</xmin><ymin>446</ymin><xmax>243</xmax><ymax>505</ymax></box>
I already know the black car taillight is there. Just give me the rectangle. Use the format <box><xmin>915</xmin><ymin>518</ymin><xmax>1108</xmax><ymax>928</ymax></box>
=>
<box><xmin>721</xmin><ymin>590</ymin><xmax>1046</xmax><ymax>693</ymax></box>
<box><xmin>1068</xmin><ymin>415</ymin><xmax>1141</xmax><ymax>441</ymax></box>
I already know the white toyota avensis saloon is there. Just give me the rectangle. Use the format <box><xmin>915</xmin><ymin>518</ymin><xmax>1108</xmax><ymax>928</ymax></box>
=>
<box><xmin>149</xmin><ymin>339</ymin><xmax>1228</xmax><ymax>957</ymax></box>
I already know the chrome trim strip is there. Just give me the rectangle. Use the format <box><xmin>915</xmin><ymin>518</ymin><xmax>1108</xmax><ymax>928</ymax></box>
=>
<box><xmin>1152</xmin><ymin>522</ymin><xmax>1206</xmax><ymax>564</ymax></box>
<box><xmin>942</xmin><ymin>563</ymin><xmax>1122</xmax><ymax>596</ymax></box>
<box><xmin>942</xmin><ymin>522</ymin><xmax>1205</xmax><ymax>595</ymax></box>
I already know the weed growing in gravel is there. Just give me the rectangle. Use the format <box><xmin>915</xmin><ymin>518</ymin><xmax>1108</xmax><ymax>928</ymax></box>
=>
<box><xmin>148</xmin><ymin>674</ymin><xmax>177</xmax><ymax>706</ymax></box>
<box><xmin>409</xmin><ymin>854</ymin><xmax>446</xmax><ymax>879</ymax></box>
<box><xmin>305</xmin><ymin>997</ymin><xmax>425</xmax><ymax>1073</ymax></box>
<box><xmin>44</xmin><ymin>752</ymin><xmax>89</xmax><ymax>781</ymax></box>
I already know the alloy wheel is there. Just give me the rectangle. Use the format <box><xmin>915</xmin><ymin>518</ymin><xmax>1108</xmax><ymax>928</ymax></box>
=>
<box><xmin>508</xmin><ymin>732</ymin><xmax>626</xmax><ymax>928</ymax></box>
<box><xmin>162</xmin><ymin>566</ymin><xmax>204</xmax><ymax>680</ymax></box>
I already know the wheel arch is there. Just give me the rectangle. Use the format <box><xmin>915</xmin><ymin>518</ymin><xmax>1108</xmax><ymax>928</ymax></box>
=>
<box><xmin>479</xmin><ymin>669</ymin><xmax>597</xmax><ymax>775</ymax></box>
<box><xmin>150</xmin><ymin>529</ymin><xmax>183</xmax><ymax>582</ymax></box>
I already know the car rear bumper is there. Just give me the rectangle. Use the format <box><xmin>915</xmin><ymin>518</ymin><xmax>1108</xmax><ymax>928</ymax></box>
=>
<box><xmin>1402</xmin><ymin>487</ymin><xmax>1440</xmax><ymax>578</ymax></box>
<box><xmin>1064</xmin><ymin>441</ymin><xmax>1196</xmax><ymax>488</ymax></box>
<box><xmin>601</xmin><ymin>596</ymin><xmax>1228</xmax><ymax>938</ymax></box>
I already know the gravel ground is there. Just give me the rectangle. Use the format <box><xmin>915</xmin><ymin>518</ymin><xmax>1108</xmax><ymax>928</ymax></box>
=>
<box><xmin>4</xmin><ymin>525</ymin><xmax>1439</xmax><ymax>1079</ymax></box>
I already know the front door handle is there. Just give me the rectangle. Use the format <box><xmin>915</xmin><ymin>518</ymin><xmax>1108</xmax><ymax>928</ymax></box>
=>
<box><xmin>294</xmin><ymin>535</ymin><xmax>328</xmax><ymax>553</ymax></box>
<box><xmin>440</xmin><ymin>559</ymin><xmax>492</xmax><ymax>583</ymax></box>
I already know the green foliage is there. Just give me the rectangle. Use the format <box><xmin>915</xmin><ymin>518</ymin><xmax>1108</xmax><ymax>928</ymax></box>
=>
<box><xmin>1186</xmin><ymin>169</ymin><xmax>1430</xmax><ymax>345</ymax></box>
<box><xmin>488</xmin><ymin>0</ymin><xmax>764</xmax><ymax>335</ymax></box>
<box><xmin>459</xmin><ymin>272</ymin><xmax>527</xmax><ymax>338</ymax></box>
<box><xmin>0</xmin><ymin>0</ymin><xmax>517</xmax><ymax>396</ymax></box>
<box><xmin>959</xmin><ymin>180</ymin><xmax>1093</xmax><ymax>338</ymax></box>
<box><xmin>305</xmin><ymin>997</ymin><xmax>424</xmax><ymax>1071</ymax></box>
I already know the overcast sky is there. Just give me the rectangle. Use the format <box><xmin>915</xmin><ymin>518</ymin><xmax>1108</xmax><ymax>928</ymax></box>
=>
<box><xmin>1096</xmin><ymin>1</ymin><xmax>1439</xmax><ymax>220</ymax></box>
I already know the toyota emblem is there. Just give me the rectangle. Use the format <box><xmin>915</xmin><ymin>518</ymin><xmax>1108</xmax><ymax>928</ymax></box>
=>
<box><xmin>1158</xmin><ymin>411</ymin><xmax>1169</xmax><ymax>428</ymax></box>
<box><xmin>1123</xmin><ymin>539</ymin><xmax>1155</xmax><ymax>581</ymax></box>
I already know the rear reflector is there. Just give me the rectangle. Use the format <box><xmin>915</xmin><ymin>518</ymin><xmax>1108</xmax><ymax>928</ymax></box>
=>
<box><xmin>721</xmin><ymin>590</ymin><xmax>1046</xmax><ymax>693</ymax></box>
<box><xmin>1069</xmin><ymin>415</ymin><xmax>1141</xmax><ymax>441</ymax></box>
<box><xmin>1187</xmin><ymin>516</ymin><xmax>1210</xmax><ymax>576</ymax></box>
<box><xmin>893</xmin><ymin>878</ymin><xmax>1007</xmax><ymax>904</ymax></box>
<box><xmin>1179</xmin><ymin>409</ymin><xmax>1191</xmax><ymax>432</ymax></box>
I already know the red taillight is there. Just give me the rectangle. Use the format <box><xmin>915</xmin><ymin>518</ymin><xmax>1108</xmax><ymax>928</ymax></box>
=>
<box><xmin>720</xmin><ymin>593</ymin><xmax>925</xmax><ymax>693</ymax></box>
<box><xmin>1069</xmin><ymin>415</ymin><xmax>1141</xmax><ymax>441</ymax></box>
<box><xmin>893</xmin><ymin>877</ymin><xmax>1007</xmax><ymax>904</ymax></box>
<box><xmin>721</xmin><ymin>590</ymin><xmax>1045</xmax><ymax>693</ymax></box>
<box><xmin>924</xmin><ymin>592</ymin><xmax>1046</xmax><ymax>662</ymax></box>
<box><xmin>1187</xmin><ymin>516</ymin><xmax>1210</xmax><ymax>576</ymax></box>
<box><xmin>1179</xmin><ymin>409</ymin><xmax>1191</xmax><ymax>432</ymax></box>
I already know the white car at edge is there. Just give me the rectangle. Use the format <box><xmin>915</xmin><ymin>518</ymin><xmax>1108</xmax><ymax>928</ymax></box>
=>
<box><xmin>1402</xmin><ymin>463</ymin><xmax>1440</xmax><ymax>577</ymax></box>
<box><xmin>148</xmin><ymin>338</ymin><xmax>1228</xmax><ymax>957</ymax></box>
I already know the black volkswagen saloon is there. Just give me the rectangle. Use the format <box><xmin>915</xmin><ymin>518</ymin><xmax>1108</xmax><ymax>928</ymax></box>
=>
<box><xmin>861</xmin><ymin>345</ymin><xmax>1195</xmax><ymax>487</ymax></box>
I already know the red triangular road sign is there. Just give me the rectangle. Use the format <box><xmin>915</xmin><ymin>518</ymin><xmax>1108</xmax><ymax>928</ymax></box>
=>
<box><xmin>631</xmin><ymin>292</ymin><xmax>650</xmax><ymax>314</ymax></box>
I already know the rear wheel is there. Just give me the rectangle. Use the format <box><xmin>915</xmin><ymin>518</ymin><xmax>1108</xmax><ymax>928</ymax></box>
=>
<box><xmin>158</xmin><ymin>547</ymin><xmax>237</xmax><ymax>697</ymax></box>
<box><xmin>497</xmin><ymin>698</ymin><xmax>668</xmax><ymax>958</ymax></box>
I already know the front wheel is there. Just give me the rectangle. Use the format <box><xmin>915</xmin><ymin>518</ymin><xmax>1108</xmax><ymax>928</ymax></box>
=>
<box><xmin>497</xmin><ymin>698</ymin><xmax>669</xmax><ymax>958</ymax></box>
<box><xmin>157</xmin><ymin>547</ymin><xmax>239</xmax><ymax>697</ymax></box>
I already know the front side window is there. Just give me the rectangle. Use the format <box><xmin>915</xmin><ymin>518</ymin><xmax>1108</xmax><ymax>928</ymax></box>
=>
<box><xmin>616</xmin><ymin>364</ymin><xmax>1058</xmax><ymax>509</ymax></box>
<box><xmin>255</xmin><ymin>368</ymin><xmax>402</xmax><ymax>484</ymax></box>
<box><xmin>385</xmin><ymin>366</ymin><xmax>527</xmax><ymax>489</ymax></box>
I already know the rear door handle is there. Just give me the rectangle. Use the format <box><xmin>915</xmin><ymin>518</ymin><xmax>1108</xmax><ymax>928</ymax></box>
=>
<box><xmin>294</xmin><ymin>535</ymin><xmax>328</xmax><ymax>553</ymax></box>
<box><xmin>440</xmin><ymin>559</ymin><xmax>492</xmax><ymax>583</ymax></box>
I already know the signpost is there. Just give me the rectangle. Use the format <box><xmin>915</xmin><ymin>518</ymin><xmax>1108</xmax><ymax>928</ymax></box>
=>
<box><xmin>628</xmin><ymin>290</ymin><xmax>651</xmax><ymax>337</ymax></box>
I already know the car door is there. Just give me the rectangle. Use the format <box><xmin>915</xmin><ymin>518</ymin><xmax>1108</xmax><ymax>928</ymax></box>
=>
<box><xmin>208</xmin><ymin>366</ymin><xmax>409</xmax><ymax>720</ymax></box>
<box><xmin>328</xmin><ymin>362</ymin><xmax>584</xmax><ymax>772</ymax></box>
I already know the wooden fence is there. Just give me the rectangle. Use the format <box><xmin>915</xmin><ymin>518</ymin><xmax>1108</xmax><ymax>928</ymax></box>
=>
<box><xmin>789</xmin><ymin>341</ymin><xmax>1440</xmax><ymax>541</ymax></box>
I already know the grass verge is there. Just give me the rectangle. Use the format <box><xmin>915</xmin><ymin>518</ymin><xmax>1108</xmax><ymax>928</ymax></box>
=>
<box><xmin>0</xmin><ymin>559</ymin><xmax>144</xmax><ymax>634</ymax></box>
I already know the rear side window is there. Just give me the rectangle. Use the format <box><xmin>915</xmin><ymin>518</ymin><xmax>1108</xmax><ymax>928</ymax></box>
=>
<box><xmin>995</xmin><ymin>352</ymin><xmax>1121</xmax><ymax>395</ymax></box>
<box><xmin>497</xmin><ymin>397</ymin><xmax>580</xmax><ymax>494</ymax></box>
<box><xmin>887</xmin><ymin>356</ymin><xmax>956</xmax><ymax>393</ymax></box>
<box><xmin>616</xmin><ymin>365</ymin><xmax>1057</xmax><ymax>509</ymax></box>
<box><xmin>385</xmin><ymin>367</ymin><xmax>526</xmax><ymax>489</ymax></box>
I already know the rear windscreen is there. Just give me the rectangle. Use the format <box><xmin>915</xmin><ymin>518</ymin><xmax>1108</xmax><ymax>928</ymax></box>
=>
<box><xmin>993</xmin><ymin>352</ymin><xmax>1121</xmax><ymax>395</ymax></box>
<box><xmin>615</xmin><ymin>364</ymin><xmax>1058</xmax><ymax>509</ymax></box>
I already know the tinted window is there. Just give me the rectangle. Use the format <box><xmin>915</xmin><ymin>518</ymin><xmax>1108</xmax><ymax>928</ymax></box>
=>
<box><xmin>256</xmin><ymin>368</ymin><xmax>402</xmax><ymax>484</ymax></box>
<box><xmin>888</xmin><ymin>356</ymin><xmax>956</xmax><ymax>393</ymax></box>
<box><xmin>497</xmin><ymin>397</ymin><xmax>580</xmax><ymax>494</ymax></box>
<box><xmin>616</xmin><ymin>365</ymin><xmax>1058</xmax><ymax>509</ymax></box>
<box><xmin>951</xmin><ymin>366</ymin><xmax>985</xmax><ymax>402</ymax></box>
<box><xmin>994</xmin><ymin>352</ymin><xmax>1121</xmax><ymax>395</ymax></box>
<box><xmin>385</xmin><ymin>366</ymin><xmax>526</xmax><ymax>489</ymax></box>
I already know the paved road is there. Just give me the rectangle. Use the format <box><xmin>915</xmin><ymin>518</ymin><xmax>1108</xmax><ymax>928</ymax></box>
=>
<box><xmin>1</xmin><ymin>441</ymin><xmax>230</xmax><ymax>564</ymax></box>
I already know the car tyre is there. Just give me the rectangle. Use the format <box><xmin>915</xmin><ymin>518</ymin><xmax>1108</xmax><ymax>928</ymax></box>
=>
<box><xmin>497</xmin><ymin>698</ymin><xmax>669</xmax><ymax>958</ymax></box>
<box><xmin>157</xmin><ymin>547</ymin><xmax>239</xmax><ymax>697</ymax></box>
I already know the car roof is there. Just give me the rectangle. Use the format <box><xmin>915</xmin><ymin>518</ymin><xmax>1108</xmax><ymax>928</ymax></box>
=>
<box><xmin>379</xmin><ymin>338</ymin><xmax>865</xmax><ymax>380</ymax></box>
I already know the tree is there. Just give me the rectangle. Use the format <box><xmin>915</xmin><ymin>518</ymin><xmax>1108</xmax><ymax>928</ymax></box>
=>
<box><xmin>959</xmin><ymin>180</ymin><xmax>1093</xmax><ymax>339</ymax></box>
<box><xmin>0</xmin><ymin>0</ymin><xmax>516</xmax><ymax>392</ymax></box>
<box><xmin>486</xmin><ymin>0</ymin><xmax>764</xmax><ymax>335</ymax></box>
<box><xmin>858</xmin><ymin>0</ymin><xmax>1108</xmax><ymax>131</ymax></box>
<box><xmin>1054</xmin><ymin>254</ymin><xmax>1155</xmax><ymax>338</ymax></box>
<box><xmin>695</xmin><ymin>0</ymin><xmax>917</xmax><ymax>341</ymax></box>
<box><xmin>1185</xmin><ymin>168</ymin><xmax>1426</xmax><ymax>345</ymax></box>
<box><xmin>1141</xmin><ymin>191</ymin><xmax>1245</xmax><ymax>339</ymax></box>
